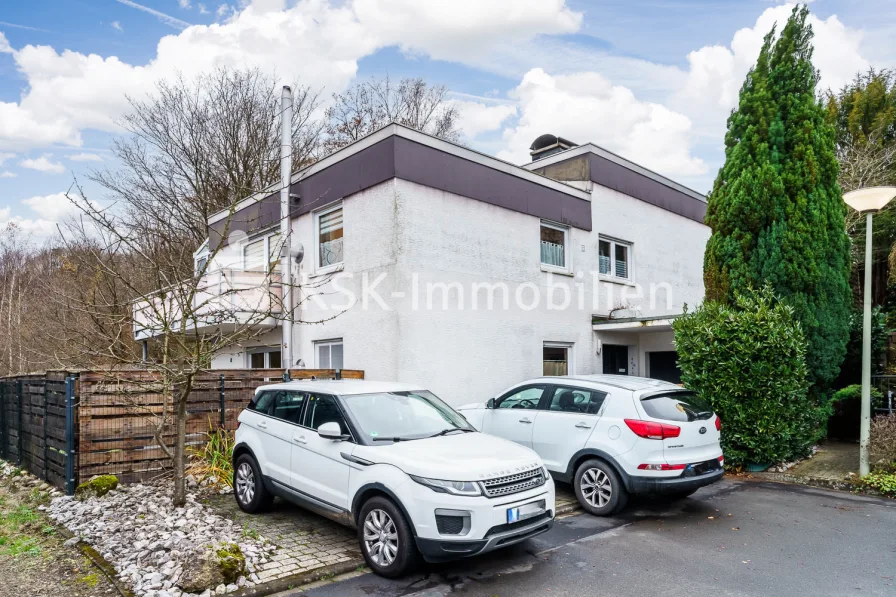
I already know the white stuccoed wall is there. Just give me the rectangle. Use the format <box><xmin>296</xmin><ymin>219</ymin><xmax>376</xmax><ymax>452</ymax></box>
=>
<box><xmin>235</xmin><ymin>177</ymin><xmax>712</xmax><ymax>405</ymax></box>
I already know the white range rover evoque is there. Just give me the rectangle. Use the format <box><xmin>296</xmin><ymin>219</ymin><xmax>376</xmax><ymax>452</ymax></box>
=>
<box><xmin>232</xmin><ymin>380</ymin><xmax>555</xmax><ymax>578</ymax></box>
<box><xmin>458</xmin><ymin>375</ymin><xmax>724</xmax><ymax>516</ymax></box>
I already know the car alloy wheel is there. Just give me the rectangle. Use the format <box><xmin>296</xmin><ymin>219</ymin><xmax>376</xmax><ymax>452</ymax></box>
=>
<box><xmin>235</xmin><ymin>462</ymin><xmax>256</xmax><ymax>505</ymax></box>
<box><xmin>580</xmin><ymin>468</ymin><xmax>612</xmax><ymax>508</ymax></box>
<box><xmin>363</xmin><ymin>509</ymin><xmax>399</xmax><ymax>567</ymax></box>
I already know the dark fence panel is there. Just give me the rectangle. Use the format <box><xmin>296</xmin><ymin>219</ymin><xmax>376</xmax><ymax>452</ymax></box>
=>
<box><xmin>1</xmin><ymin>368</ymin><xmax>363</xmax><ymax>490</ymax></box>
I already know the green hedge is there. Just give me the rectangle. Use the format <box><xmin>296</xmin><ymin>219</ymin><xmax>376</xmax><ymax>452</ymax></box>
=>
<box><xmin>673</xmin><ymin>287</ymin><xmax>820</xmax><ymax>466</ymax></box>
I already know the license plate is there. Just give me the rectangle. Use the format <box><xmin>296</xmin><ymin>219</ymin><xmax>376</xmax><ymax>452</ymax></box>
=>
<box><xmin>507</xmin><ymin>500</ymin><xmax>546</xmax><ymax>523</ymax></box>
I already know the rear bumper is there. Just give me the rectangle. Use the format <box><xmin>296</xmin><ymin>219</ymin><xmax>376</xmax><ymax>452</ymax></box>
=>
<box><xmin>415</xmin><ymin>513</ymin><xmax>554</xmax><ymax>562</ymax></box>
<box><xmin>628</xmin><ymin>468</ymin><xmax>724</xmax><ymax>495</ymax></box>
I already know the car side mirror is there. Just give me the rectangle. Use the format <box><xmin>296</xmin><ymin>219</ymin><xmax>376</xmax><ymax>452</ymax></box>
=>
<box><xmin>318</xmin><ymin>422</ymin><xmax>345</xmax><ymax>440</ymax></box>
<box><xmin>486</xmin><ymin>398</ymin><xmax>496</xmax><ymax>409</ymax></box>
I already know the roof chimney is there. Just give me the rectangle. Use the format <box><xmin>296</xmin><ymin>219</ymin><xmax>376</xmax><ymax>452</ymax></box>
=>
<box><xmin>529</xmin><ymin>134</ymin><xmax>576</xmax><ymax>161</ymax></box>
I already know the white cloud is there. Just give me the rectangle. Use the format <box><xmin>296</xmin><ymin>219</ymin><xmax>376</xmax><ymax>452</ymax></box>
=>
<box><xmin>452</xmin><ymin>100</ymin><xmax>517</xmax><ymax>139</ymax></box>
<box><xmin>498</xmin><ymin>68</ymin><xmax>707</xmax><ymax>177</ymax></box>
<box><xmin>179</xmin><ymin>0</ymin><xmax>192</xmax><ymax>8</ymax></box>
<box><xmin>673</xmin><ymin>4</ymin><xmax>870</xmax><ymax>142</ymax></box>
<box><xmin>198</xmin><ymin>3</ymin><xmax>209</xmax><ymax>14</ymax></box>
<box><xmin>0</xmin><ymin>32</ymin><xmax>12</xmax><ymax>54</ymax></box>
<box><xmin>19</xmin><ymin>154</ymin><xmax>65</xmax><ymax>174</ymax></box>
<box><xmin>21</xmin><ymin>192</ymin><xmax>88</xmax><ymax>220</ymax></box>
<box><xmin>0</xmin><ymin>0</ymin><xmax>582</xmax><ymax>151</ymax></box>
<box><xmin>67</xmin><ymin>152</ymin><xmax>103</xmax><ymax>162</ymax></box>
<box><xmin>0</xmin><ymin>171</ymin><xmax>15</xmax><ymax>178</ymax></box>
<box><xmin>111</xmin><ymin>21</ymin><xmax>123</xmax><ymax>32</ymax></box>
<box><xmin>0</xmin><ymin>152</ymin><xmax>14</xmax><ymax>165</ymax></box>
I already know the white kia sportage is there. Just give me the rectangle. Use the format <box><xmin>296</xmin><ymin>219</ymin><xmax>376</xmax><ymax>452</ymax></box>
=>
<box><xmin>458</xmin><ymin>375</ymin><xmax>723</xmax><ymax>516</ymax></box>
<box><xmin>232</xmin><ymin>380</ymin><xmax>555</xmax><ymax>577</ymax></box>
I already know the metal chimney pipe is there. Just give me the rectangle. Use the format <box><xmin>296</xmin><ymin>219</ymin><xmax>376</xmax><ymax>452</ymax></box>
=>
<box><xmin>280</xmin><ymin>86</ymin><xmax>294</xmax><ymax>371</ymax></box>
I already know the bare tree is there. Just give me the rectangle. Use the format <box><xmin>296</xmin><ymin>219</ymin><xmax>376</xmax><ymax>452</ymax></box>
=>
<box><xmin>92</xmin><ymin>67</ymin><xmax>324</xmax><ymax>246</ymax></box>
<box><xmin>325</xmin><ymin>76</ymin><xmax>461</xmax><ymax>153</ymax></box>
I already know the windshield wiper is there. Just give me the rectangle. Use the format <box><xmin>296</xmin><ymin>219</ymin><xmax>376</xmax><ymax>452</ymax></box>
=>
<box><xmin>426</xmin><ymin>428</ymin><xmax>474</xmax><ymax>439</ymax></box>
<box><xmin>371</xmin><ymin>436</ymin><xmax>413</xmax><ymax>442</ymax></box>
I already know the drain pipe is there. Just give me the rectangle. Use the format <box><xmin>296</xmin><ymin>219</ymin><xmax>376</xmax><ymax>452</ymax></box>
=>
<box><xmin>280</xmin><ymin>86</ymin><xmax>293</xmax><ymax>372</ymax></box>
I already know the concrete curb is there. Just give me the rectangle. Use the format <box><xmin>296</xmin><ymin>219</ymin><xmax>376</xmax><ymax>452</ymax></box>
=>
<box><xmin>743</xmin><ymin>471</ymin><xmax>858</xmax><ymax>492</ymax></box>
<box><xmin>231</xmin><ymin>558</ymin><xmax>366</xmax><ymax>597</ymax></box>
<box><xmin>555</xmin><ymin>500</ymin><xmax>582</xmax><ymax>516</ymax></box>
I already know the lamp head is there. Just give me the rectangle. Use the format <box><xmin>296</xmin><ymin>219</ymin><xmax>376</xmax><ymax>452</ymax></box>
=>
<box><xmin>843</xmin><ymin>186</ymin><xmax>896</xmax><ymax>214</ymax></box>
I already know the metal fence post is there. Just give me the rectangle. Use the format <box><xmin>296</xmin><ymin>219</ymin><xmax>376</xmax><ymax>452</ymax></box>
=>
<box><xmin>65</xmin><ymin>376</ymin><xmax>76</xmax><ymax>496</ymax></box>
<box><xmin>16</xmin><ymin>379</ymin><xmax>23</xmax><ymax>467</ymax></box>
<box><xmin>0</xmin><ymin>382</ymin><xmax>6</xmax><ymax>460</ymax></box>
<box><xmin>42</xmin><ymin>380</ymin><xmax>48</xmax><ymax>481</ymax></box>
<box><xmin>283</xmin><ymin>370</ymin><xmax>291</xmax><ymax>382</ymax></box>
<box><xmin>219</xmin><ymin>374</ymin><xmax>226</xmax><ymax>429</ymax></box>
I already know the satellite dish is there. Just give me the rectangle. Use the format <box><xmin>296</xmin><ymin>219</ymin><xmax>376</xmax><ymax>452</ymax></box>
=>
<box><xmin>289</xmin><ymin>243</ymin><xmax>304</xmax><ymax>265</ymax></box>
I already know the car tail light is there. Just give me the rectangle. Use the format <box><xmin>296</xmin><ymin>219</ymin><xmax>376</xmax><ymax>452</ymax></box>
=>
<box><xmin>715</xmin><ymin>415</ymin><xmax>722</xmax><ymax>431</ymax></box>
<box><xmin>637</xmin><ymin>463</ymin><xmax>686</xmax><ymax>471</ymax></box>
<box><xmin>718</xmin><ymin>455</ymin><xmax>724</xmax><ymax>464</ymax></box>
<box><xmin>624</xmin><ymin>419</ymin><xmax>681</xmax><ymax>440</ymax></box>
<box><xmin>236</xmin><ymin>420</ymin><xmax>241</xmax><ymax>430</ymax></box>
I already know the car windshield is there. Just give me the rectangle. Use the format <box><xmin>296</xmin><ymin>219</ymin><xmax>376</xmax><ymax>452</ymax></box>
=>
<box><xmin>340</xmin><ymin>390</ymin><xmax>474</xmax><ymax>442</ymax></box>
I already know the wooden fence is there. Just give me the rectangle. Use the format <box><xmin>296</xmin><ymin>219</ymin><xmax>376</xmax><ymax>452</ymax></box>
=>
<box><xmin>0</xmin><ymin>368</ymin><xmax>363</xmax><ymax>492</ymax></box>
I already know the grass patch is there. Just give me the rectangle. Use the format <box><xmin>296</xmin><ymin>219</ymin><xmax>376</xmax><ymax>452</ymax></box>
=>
<box><xmin>188</xmin><ymin>427</ymin><xmax>236</xmax><ymax>489</ymax></box>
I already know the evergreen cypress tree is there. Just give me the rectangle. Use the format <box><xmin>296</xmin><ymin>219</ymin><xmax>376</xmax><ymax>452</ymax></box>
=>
<box><xmin>703</xmin><ymin>5</ymin><xmax>851</xmax><ymax>390</ymax></box>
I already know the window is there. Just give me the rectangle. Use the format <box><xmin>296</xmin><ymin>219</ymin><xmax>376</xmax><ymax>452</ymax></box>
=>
<box><xmin>317</xmin><ymin>205</ymin><xmax>343</xmax><ymax>269</ymax></box>
<box><xmin>248</xmin><ymin>391</ymin><xmax>276</xmax><ymax>414</ymax></box>
<box><xmin>248</xmin><ymin>348</ymin><xmax>282</xmax><ymax>369</ymax></box>
<box><xmin>540</xmin><ymin>221</ymin><xmax>568</xmax><ymax>269</ymax></box>
<box><xmin>640</xmin><ymin>391</ymin><xmax>713</xmax><ymax>423</ymax></box>
<box><xmin>496</xmin><ymin>386</ymin><xmax>545</xmax><ymax>410</ymax></box>
<box><xmin>598</xmin><ymin>237</ymin><xmax>631</xmax><ymax>280</ymax></box>
<box><xmin>303</xmin><ymin>393</ymin><xmax>349</xmax><ymax>434</ymax></box>
<box><xmin>269</xmin><ymin>391</ymin><xmax>306</xmax><ymax>424</ymax></box>
<box><xmin>315</xmin><ymin>339</ymin><xmax>344</xmax><ymax>369</ymax></box>
<box><xmin>546</xmin><ymin>387</ymin><xmax>607</xmax><ymax>415</ymax></box>
<box><xmin>543</xmin><ymin>343</ymin><xmax>572</xmax><ymax>376</ymax></box>
<box><xmin>243</xmin><ymin>232</ymin><xmax>282</xmax><ymax>272</ymax></box>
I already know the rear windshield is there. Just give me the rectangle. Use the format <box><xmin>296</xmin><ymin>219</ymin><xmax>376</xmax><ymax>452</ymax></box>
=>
<box><xmin>640</xmin><ymin>391</ymin><xmax>713</xmax><ymax>422</ymax></box>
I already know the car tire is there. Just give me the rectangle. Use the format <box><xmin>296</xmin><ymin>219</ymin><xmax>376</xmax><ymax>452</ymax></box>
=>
<box><xmin>574</xmin><ymin>459</ymin><xmax>628</xmax><ymax>516</ymax></box>
<box><xmin>358</xmin><ymin>496</ymin><xmax>419</xmax><ymax>578</ymax></box>
<box><xmin>233</xmin><ymin>453</ymin><xmax>274</xmax><ymax>514</ymax></box>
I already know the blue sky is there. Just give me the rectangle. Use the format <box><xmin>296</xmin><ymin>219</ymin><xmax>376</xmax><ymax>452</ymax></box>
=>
<box><xmin>1</xmin><ymin>0</ymin><xmax>894</xmax><ymax>239</ymax></box>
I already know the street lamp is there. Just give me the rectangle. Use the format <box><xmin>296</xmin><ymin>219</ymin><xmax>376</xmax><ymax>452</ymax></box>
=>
<box><xmin>843</xmin><ymin>186</ymin><xmax>896</xmax><ymax>476</ymax></box>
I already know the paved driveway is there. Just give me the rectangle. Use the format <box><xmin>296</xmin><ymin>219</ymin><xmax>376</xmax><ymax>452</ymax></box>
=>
<box><xmin>290</xmin><ymin>479</ymin><xmax>896</xmax><ymax>597</ymax></box>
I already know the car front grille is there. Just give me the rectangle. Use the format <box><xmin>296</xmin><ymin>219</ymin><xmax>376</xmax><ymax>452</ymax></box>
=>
<box><xmin>480</xmin><ymin>468</ymin><xmax>547</xmax><ymax>498</ymax></box>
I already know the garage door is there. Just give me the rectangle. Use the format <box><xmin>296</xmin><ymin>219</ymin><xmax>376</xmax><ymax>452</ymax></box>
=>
<box><xmin>648</xmin><ymin>351</ymin><xmax>681</xmax><ymax>384</ymax></box>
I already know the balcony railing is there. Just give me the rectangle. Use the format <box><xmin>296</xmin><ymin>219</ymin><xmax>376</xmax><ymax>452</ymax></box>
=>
<box><xmin>133</xmin><ymin>268</ymin><xmax>282</xmax><ymax>340</ymax></box>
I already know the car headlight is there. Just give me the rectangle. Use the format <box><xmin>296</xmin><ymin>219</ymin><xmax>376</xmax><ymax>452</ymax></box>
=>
<box><xmin>409</xmin><ymin>475</ymin><xmax>482</xmax><ymax>496</ymax></box>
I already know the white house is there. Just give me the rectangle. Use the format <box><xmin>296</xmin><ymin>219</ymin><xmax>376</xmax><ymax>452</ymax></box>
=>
<box><xmin>141</xmin><ymin>124</ymin><xmax>710</xmax><ymax>406</ymax></box>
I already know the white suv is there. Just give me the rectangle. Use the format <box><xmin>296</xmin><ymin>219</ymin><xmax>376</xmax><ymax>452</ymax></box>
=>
<box><xmin>232</xmin><ymin>380</ymin><xmax>555</xmax><ymax>577</ymax></box>
<box><xmin>458</xmin><ymin>375</ymin><xmax>723</xmax><ymax>516</ymax></box>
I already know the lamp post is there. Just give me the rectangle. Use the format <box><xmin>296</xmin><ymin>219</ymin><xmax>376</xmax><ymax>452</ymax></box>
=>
<box><xmin>843</xmin><ymin>187</ymin><xmax>896</xmax><ymax>476</ymax></box>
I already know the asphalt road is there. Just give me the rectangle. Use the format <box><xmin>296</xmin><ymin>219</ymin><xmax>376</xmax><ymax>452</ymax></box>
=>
<box><xmin>292</xmin><ymin>479</ymin><xmax>896</xmax><ymax>597</ymax></box>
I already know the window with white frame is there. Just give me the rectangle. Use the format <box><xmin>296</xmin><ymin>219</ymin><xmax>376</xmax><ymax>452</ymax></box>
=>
<box><xmin>315</xmin><ymin>339</ymin><xmax>344</xmax><ymax>369</ymax></box>
<box><xmin>248</xmin><ymin>347</ymin><xmax>282</xmax><ymax>369</ymax></box>
<box><xmin>598</xmin><ymin>237</ymin><xmax>631</xmax><ymax>280</ymax></box>
<box><xmin>317</xmin><ymin>205</ymin><xmax>343</xmax><ymax>269</ymax></box>
<box><xmin>540</xmin><ymin>221</ymin><xmax>568</xmax><ymax>269</ymax></box>
<box><xmin>243</xmin><ymin>232</ymin><xmax>281</xmax><ymax>272</ymax></box>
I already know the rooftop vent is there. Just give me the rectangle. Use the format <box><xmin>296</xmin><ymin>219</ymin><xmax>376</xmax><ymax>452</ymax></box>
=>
<box><xmin>529</xmin><ymin>134</ymin><xmax>576</xmax><ymax>161</ymax></box>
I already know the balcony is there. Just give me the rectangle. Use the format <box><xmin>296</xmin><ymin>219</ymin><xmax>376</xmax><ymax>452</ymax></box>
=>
<box><xmin>133</xmin><ymin>269</ymin><xmax>283</xmax><ymax>341</ymax></box>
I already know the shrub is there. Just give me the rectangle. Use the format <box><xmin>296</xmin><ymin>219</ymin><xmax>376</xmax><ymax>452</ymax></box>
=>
<box><xmin>869</xmin><ymin>414</ymin><xmax>896</xmax><ymax>470</ymax></box>
<box><xmin>673</xmin><ymin>286</ymin><xmax>818</xmax><ymax>467</ymax></box>
<box><xmin>832</xmin><ymin>384</ymin><xmax>884</xmax><ymax>405</ymax></box>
